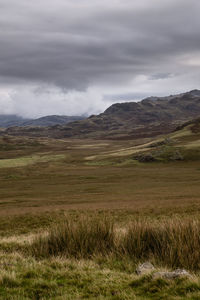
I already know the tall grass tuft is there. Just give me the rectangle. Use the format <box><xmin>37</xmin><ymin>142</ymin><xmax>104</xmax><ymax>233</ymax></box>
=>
<box><xmin>31</xmin><ymin>215</ymin><xmax>115</xmax><ymax>258</ymax></box>
<box><xmin>31</xmin><ymin>217</ymin><xmax>200</xmax><ymax>270</ymax></box>
<box><xmin>122</xmin><ymin>219</ymin><xmax>200</xmax><ymax>270</ymax></box>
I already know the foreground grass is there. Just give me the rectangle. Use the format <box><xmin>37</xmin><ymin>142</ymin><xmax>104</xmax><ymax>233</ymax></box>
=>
<box><xmin>1</xmin><ymin>252</ymin><xmax>200</xmax><ymax>299</ymax></box>
<box><xmin>0</xmin><ymin>253</ymin><xmax>137</xmax><ymax>300</ymax></box>
<box><xmin>2</xmin><ymin>214</ymin><xmax>200</xmax><ymax>299</ymax></box>
<box><xmin>31</xmin><ymin>216</ymin><xmax>200</xmax><ymax>271</ymax></box>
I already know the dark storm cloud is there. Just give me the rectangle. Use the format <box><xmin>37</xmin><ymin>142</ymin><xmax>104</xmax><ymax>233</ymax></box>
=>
<box><xmin>0</xmin><ymin>0</ymin><xmax>200</xmax><ymax>117</ymax></box>
<box><xmin>0</xmin><ymin>0</ymin><xmax>199</xmax><ymax>89</ymax></box>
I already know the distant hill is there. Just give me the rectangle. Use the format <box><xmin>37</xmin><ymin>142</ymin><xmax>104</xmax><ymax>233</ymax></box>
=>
<box><xmin>3</xmin><ymin>90</ymin><xmax>200</xmax><ymax>139</ymax></box>
<box><xmin>0</xmin><ymin>115</ymin><xmax>30</xmax><ymax>127</ymax></box>
<box><xmin>22</xmin><ymin>115</ymin><xmax>85</xmax><ymax>127</ymax></box>
<box><xmin>0</xmin><ymin>115</ymin><xmax>85</xmax><ymax>128</ymax></box>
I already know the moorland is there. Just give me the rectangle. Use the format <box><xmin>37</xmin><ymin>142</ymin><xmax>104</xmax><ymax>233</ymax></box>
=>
<box><xmin>1</xmin><ymin>91</ymin><xmax>200</xmax><ymax>299</ymax></box>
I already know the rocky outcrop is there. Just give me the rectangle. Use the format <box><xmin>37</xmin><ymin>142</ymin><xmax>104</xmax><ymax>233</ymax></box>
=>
<box><xmin>136</xmin><ymin>263</ymin><xmax>192</xmax><ymax>280</ymax></box>
<box><xmin>153</xmin><ymin>269</ymin><xmax>191</xmax><ymax>279</ymax></box>
<box><xmin>136</xmin><ymin>262</ymin><xmax>155</xmax><ymax>275</ymax></box>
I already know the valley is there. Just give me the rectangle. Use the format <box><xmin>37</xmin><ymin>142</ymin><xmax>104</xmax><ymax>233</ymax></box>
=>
<box><xmin>1</xmin><ymin>93</ymin><xmax>200</xmax><ymax>299</ymax></box>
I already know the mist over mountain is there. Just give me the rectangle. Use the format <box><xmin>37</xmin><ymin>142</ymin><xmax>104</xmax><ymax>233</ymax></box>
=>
<box><xmin>0</xmin><ymin>115</ymin><xmax>85</xmax><ymax>128</ymax></box>
<box><xmin>0</xmin><ymin>115</ymin><xmax>30</xmax><ymax>128</ymax></box>
<box><xmin>3</xmin><ymin>90</ymin><xmax>200</xmax><ymax>139</ymax></box>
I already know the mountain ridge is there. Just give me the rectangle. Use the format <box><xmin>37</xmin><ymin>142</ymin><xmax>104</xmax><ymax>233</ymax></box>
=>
<box><xmin>2</xmin><ymin>89</ymin><xmax>200</xmax><ymax>139</ymax></box>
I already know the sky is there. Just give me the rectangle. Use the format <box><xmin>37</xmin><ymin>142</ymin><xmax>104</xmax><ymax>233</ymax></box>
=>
<box><xmin>0</xmin><ymin>0</ymin><xmax>200</xmax><ymax>118</ymax></box>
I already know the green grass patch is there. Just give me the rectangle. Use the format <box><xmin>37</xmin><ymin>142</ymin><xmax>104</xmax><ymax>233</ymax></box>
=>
<box><xmin>133</xmin><ymin>145</ymin><xmax>184</xmax><ymax>163</ymax></box>
<box><xmin>0</xmin><ymin>253</ymin><xmax>200</xmax><ymax>299</ymax></box>
<box><xmin>0</xmin><ymin>154</ymin><xmax>65</xmax><ymax>168</ymax></box>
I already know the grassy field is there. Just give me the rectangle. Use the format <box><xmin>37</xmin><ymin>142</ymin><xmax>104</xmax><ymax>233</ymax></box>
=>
<box><xmin>1</xmin><ymin>125</ymin><xmax>200</xmax><ymax>298</ymax></box>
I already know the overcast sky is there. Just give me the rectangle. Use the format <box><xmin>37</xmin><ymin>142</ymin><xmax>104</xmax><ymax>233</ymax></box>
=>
<box><xmin>0</xmin><ymin>0</ymin><xmax>200</xmax><ymax>118</ymax></box>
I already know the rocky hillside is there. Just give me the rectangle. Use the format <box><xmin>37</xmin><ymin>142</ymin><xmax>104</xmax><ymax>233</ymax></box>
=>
<box><xmin>3</xmin><ymin>90</ymin><xmax>200</xmax><ymax>139</ymax></box>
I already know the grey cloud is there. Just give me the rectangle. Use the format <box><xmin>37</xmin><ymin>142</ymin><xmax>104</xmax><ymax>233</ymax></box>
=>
<box><xmin>149</xmin><ymin>73</ymin><xmax>174</xmax><ymax>80</ymax></box>
<box><xmin>0</xmin><ymin>0</ymin><xmax>200</xmax><ymax>116</ymax></box>
<box><xmin>104</xmin><ymin>93</ymin><xmax>147</xmax><ymax>102</ymax></box>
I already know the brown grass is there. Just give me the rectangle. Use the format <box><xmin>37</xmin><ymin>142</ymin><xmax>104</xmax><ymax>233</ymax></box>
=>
<box><xmin>0</xmin><ymin>135</ymin><xmax>200</xmax><ymax>217</ymax></box>
<box><xmin>31</xmin><ymin>215</ymin><xmax>115</xmax><ymax>258</ymax></box>
<box><xmin>31</xmin><ymin>216</ymin><xmax>200</xmax><ymax>271</ymax></box>
<box><xmin>122</xmin><ymin>219</ymin><xmax>200</xmax><ymax>270</ymax></box>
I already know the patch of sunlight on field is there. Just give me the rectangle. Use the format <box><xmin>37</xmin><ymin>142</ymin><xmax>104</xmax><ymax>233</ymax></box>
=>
<box><xmin>106</xmin><ymin>147</ymin><xmax>151</xmax><ymax>157</ymax></box>
<box><xmin>184</xmin><ymin>139</ymin><xmax>200</xmax><ymax>149</ymax></box>
<box><xmin>75</xmin><ymin>143</ymin><xmax>109</xmax><ymax>149</ymax></box>
<box><xmin>85</xmin><ymin>139</ymin><xmax>160</xmax><ymax>160</ymax></box>
<box><xmin>170</xmin><ymin>125</ymin><xmax>193</xmax><ymax>139</ymax></box>
<box><xmin>85</xmin><ymin>127</ymin><xmax>196</xmax><ymax>161</ymax></box>
<box><xmin>0</xmin><ymin>154</ymin><xmax>65</xmax><ymax>168</ymax></box>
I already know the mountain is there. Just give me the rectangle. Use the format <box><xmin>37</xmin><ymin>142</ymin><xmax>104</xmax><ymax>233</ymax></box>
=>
<box><xmin>0</xmin><ymin>115</ymin><xmax>30</xmax><ymax>127</ymax></box>
<box><xmin>0</xmin><ymin>115</ymin><xmax>85</xmax><ymax>128</ymax></box>
<box><xmin>22</xmin><ymin>115</ymin><xmax>85</xmax><ymax>127</ymax></box>
<box><xmin>3</xmin><ymin>90</ymin><xmax>200</xmax><ymax>139</ymax></box>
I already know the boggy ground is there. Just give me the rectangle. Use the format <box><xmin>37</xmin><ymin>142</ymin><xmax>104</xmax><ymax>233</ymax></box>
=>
<box><xmin>1</xmin><ymin>125</ymin><xmax>200</xmax><ymax>298</ymax></box>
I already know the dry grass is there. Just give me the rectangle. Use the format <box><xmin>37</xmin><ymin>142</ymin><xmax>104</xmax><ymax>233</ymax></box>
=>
<box><xmin>31</xmin><ymin>215</ymin><xmax>115</xmax><ymax>258</ymax></box>
<box><xmin>30</xmin><ymin>215</ymin><xmax>200</xmax><ymax>271</ymax></box>
<box><xmin>122</xmin><ymin>219</ymin><xmax>200</xmax><ymax>270</ymax></box>
<box><xmin>1</xmin><ymin>134</ymin><xmax>200</xmax><ymax>217</ymax></box>
<box><xmin>0</xmin><ymin>153</ymin><xmax>65</xmax><ymax>168</ymax></box>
